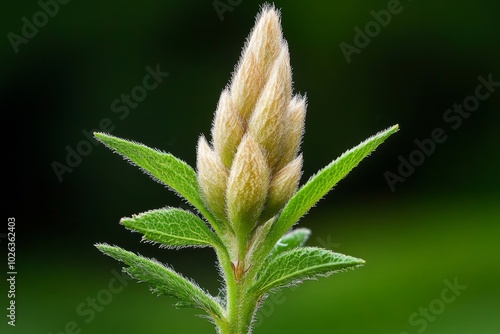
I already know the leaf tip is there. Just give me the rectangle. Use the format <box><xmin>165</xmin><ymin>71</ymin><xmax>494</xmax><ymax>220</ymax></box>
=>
<box><xmin>351</xmin><ymin>256</ymin><xmax>366</xmax><ymax>267</ymax></box>
<box><xmin>119</xmin><ymin>216</ymin><xmax>131</xmax><ymax>226</ymax></box>
<box><xmin>93</xmin><ymin>132</ymin><xmax>118</xmax><ymax>147</ymax></box>
<box><xmin>95</xmin><ymin>242</ymin><xmax>110</xmax><ymax>252</ymax></box>
<box><xmin>93</xmin><ymin>131</ymin><xmax>107</xmax><ymax>141</ymax></box>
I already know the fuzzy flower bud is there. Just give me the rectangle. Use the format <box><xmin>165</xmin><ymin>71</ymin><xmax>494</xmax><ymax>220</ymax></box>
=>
<box><xmin>277</xmin><ymin>95</ymin><xmax>306</xmax><ymax>168</ymax></box>
<box><xmin>229</xmin><ymin>6</ymin><xmax>283</xmax><ymax>121</ymax></box>
<box><xmin>261</xmin><ymin>154</ymin><xmax>303</xmax><ymax>222</ymax></box>
<box><xmin>196</xmin><ymin>5</ymin><xmax>307</xmax><ymax>245</ymax></box>
<box><xmin>226</xmin><ymin>135</ymin><xmax>270</xmax><ymax>239</ymax></box>
<box><xmin>196</xmin><ymin>136</ymin><xmax>228</xmax><ymax>221</ymax></box>
<box><xmin>211</xmin><ymin>90</ymin><xmax>245</xmax><ymax>168</ymax></box>
<box><xmin>248</xmin><ymin>44</ymin><xmax>292</xmax><ymax>170</ymax></box>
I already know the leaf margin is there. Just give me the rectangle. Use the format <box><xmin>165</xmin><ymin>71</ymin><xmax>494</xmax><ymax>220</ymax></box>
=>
<box><xmin>269</xmin><ymin>125</ymin><xmax>399</xmax><ymax>242</ymax></box>
<box><xmin>251</xmin><ymin>246</ymin><xmax>365</xmax><ymax>295</ymax></box>
<box><xmin>94</xmin><ymin>132</ymin><xmax>229</xmax><ymax>234</ymax></box>
<box><xmin>95</xmin><ymin>243</ymin><xmax>225</xmax><ymax>320</ymax></box>
<box><xmin>120</xmin><ymin>207</ymin><xmax>224</xmax><ymax>250</ymax></box>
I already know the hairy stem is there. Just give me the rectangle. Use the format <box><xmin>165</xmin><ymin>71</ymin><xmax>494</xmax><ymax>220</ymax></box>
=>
<box><xmin>217</xmin><ymin>240</ymin><xmax>259</xmax><ymax>334</ymax></box>
<box><xmin>223</xmin><ymin>270</ymin><xmax>259</xmax><ymax>333</ymax></box>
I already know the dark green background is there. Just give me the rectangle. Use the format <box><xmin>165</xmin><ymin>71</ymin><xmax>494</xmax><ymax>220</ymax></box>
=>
<box><xmin>2</xmin><ymin>0</ymin><xmax>499</xmax><ymax>333</ymax></box>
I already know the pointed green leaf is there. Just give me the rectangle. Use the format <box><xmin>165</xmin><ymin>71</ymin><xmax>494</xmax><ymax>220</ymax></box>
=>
<box><xmin>94</xmin><ymin>132</ymin><xmax>226</xmax><ymax>233</ymax></box>
<box><xmin>96</xmin><ymin>244</ymin><xmax>225</xmax><ymax>320</ymax></box>
<box><xmin>270</xmin><ymin>125</ymin><xmax>398</xmax><ymax>242</ymax></box>
<box><xmin>121</xmin><ymin>208</ymin><xmax>223</xmax><ymax>249</ymax></box>
<box><xmin>267</xmin><ymin>228</ymin><xmax>311</xmax><ymax>261</ymax></box>
<box><xmin>252</xmin><ymin>247</ymin><xmax>365</xmax><ymax>294</ymax></box>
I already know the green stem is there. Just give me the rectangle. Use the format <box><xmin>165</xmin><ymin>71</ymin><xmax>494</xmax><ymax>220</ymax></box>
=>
<box><xmin>216</xmin><ymin>240</ymin><xmax>259</xmax><ymax>334</ymax></box>
<box><xmin>228</xmin><ymin>280</ymin><xmax>257</xmax><ymax>334</ymax></box>
<box><xmin>223</xmin><ymin>273</ymin><xmax>259</xmax><ymax>333</ymax></box>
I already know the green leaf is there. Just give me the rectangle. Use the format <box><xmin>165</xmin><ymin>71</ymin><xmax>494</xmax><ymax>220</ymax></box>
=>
<box><xmin>251</xmin><ymin>247</ymin><xmax>365</xmax><ymax>294</ymax></box>
<box><xmin>270</xmin><ymin>125</ymin><xmax>398</xmax><ymax>241</ymax></box>
<box><xmin>94</xmin><ymin>132</ymin><xmax>227</xmax><ymax>233</ymax></box>
<box><xmin>96</xmin><ymin>244</ymin><xmax>225</xmax><ymax>320</ymax></box>
<box><xmin>121</xmin><ymin>208</ymin><xmax>223</xmax><ymax>250</ymax></box>
<box><xmin>267</xmin><ymin>228</ymin><xmax>311</xmax><ymax>261</ymax></box>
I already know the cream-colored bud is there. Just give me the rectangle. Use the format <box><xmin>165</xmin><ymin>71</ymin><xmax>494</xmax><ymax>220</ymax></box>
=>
<box><xmin>196</xmin><ymin>136</ymin><xmax>228</xmax><ymax>220</ymax></box>
<box><xmin>261</xmin><ymin>154</ymin><xmax>303</xmax><ymax>221</ymax></box>
<box><xmin>226</xmin><ymin>135</ymin><xmax>270</xmax><ymax>239</ymax></box>
<box><xmin>248</xmin><ymin>45</ymin><xmax>292</xmax><ymax>170</ymax></box>
<box><xmin>211</xmin><ymin>89</ymin><xmax>245</xmax><ymax>168</ymax></box>
<box><xmin>278</xmin><ymin>95</ymin><xmax>307</xmax><ymax>168</ymax></box>
<box><xmin>198</xmin><ymin>5</ymin><xmax>306</xmax><ymax>249</ymax></box>
<box><xmin>230</xmin><ymin>53</ymin><xmax>264</xmax><ymax>122</ymax></box>
<box><xmin>230</xmin><ymin>6</ymin><xmax>283</xmax><ymax>121</ymax></box>
<box><xmin>245</xmin><ymin>6</ymin><xmax>283</xmax><ymax>75</ymax></box>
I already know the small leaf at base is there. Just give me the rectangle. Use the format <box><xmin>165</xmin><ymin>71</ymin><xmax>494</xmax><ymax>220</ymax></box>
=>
<box><xmin>267</xmin><ymin>228</ymin><xmax>311</xmax><ymax>261</ymax></box>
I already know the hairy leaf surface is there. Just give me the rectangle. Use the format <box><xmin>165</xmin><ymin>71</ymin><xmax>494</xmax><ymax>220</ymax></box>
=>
<box><xmin>94</xmin><ymin>133</ymin><xmax>226</xmax><ymax>233</ymax></box>
<box><xmin>121</xmin><ymin>208</ymin><xmax>222</xmax><ymax>249</ymax></box>
<box><xmin>270</xmin><ymin>125</ymin><xmax>398</xmax><ymax>241</ymax></box>
<box><xmin>252</xmin><ymin>247</ymin><xmax>365</xmax><ymax>294</ymax></box>
<box><xmin>96</xmin><ymin>244</ymin><xmax>224</xmax><ymax>319</ymax></box>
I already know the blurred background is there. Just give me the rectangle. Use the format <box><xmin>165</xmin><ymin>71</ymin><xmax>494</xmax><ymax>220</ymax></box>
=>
<box><xmin>2</xmin><ymin>0</ymin><xmax>499</xmax><ymax>333</ymax></box>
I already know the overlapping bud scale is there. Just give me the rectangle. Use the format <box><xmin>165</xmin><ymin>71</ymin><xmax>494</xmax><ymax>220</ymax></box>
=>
<box><xmin>196</xmin><ymin>6</ymin><xmax>306</xmax><ymax>241</ymax></box>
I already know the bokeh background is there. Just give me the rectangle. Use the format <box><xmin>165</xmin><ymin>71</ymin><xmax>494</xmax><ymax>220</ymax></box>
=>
<box><xmin>2</xmin><ymin>0</ymin><xmax>499</xmax><ymax>333</ymax></box>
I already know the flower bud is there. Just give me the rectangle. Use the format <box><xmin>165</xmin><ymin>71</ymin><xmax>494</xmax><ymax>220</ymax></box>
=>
<box><xmin>196</xmin><ymin>136</ymin><xmax>228</xmax><ymax>220</ymax></box>
<box><xmin>230</xmin><ymin>6</ymin><xmax>283</xmax><ymax>121</ymax></box>
<box><xmin>248</xmin><ymin>45</ymin><xmax>292</xmax><ymax>170</ymax></box>
<box><xmin>226</xmin><ymin>135</ymin><xmax>270</xmax><ymax>238</ymax></box>
<box><xmin>277</xmin><ymin>95</ymin><xmax>306</xmax><ymax>168</ymax></box>
<box><xmin>261</xmin><ymin>154</ymin><xmax>303</xmax><ymax>221</ymax></box>
<box><xmin>197</xmin><ymin>6</ymin><xmax>306</xmax><ymax>249</ymax></box>
<box><xmin>211</xmin><ymin>89</ymin><xmax>245</xmax><ymax>168</ymax></box>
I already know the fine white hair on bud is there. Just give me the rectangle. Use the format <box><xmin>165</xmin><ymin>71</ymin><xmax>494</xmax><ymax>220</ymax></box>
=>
<box><xmin>229</xmin><ymin>5</ymin><xmax>283</xmax><ymax>121</ymax></box>
<box><xmin>278</xmin><ymin>94</ymin><xmax>307</xmax><ymax>168</ymax></box>
<box><xmin>243</xmin><ymin>5</ymin><xmax>283</xmax><ymax>75</ymax></box>
<box><xmin>197</xmin><ymin>5</ymin><xmax>307</xmax><ymax>246</ymax></box>
<box><xmin>226</xmin><ymin>135</ymin><xmax>270</xmax><ymax>239</ymax></box>
<box><xmin>211</xmin><ymin>89</ymin><xmax>245</xmax><ymax>168</ymax></box>
<box><xmin>261</xmin><ymin>154</ymin><xmax>303</xmax><ymax>221</ymax></box>
<box><xmin>248</xmin><ymin>44</ymin><xmax>292</xmax><ymax>170</ymax></box>
<box><xmin>196</xmin><ymin>135</ymin><xmax>228</xmax><ymax>221</ymax></box>
<box><xmin>229</xmin><ymin>52</ymin><xmax>264</xmax><ymax>122</ymax></box>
